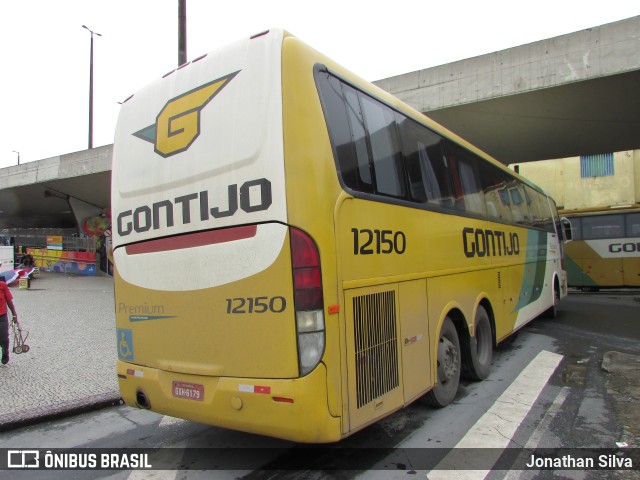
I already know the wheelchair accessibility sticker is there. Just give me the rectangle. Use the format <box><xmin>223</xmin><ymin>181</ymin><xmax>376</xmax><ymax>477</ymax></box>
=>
<box><xmin>117</xmin><ymin>328</ymin><xmax>134</xmax><ymax>361</ymax></box>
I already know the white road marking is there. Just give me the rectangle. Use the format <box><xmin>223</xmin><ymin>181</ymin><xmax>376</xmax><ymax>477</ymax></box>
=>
<box><xmin>502</xmin><ymin>387</ymin><xmax>570</xmax><ymax>480</ymax></box>
<box><xmin>127</xmin><ymin>416</ymin><xmax>187</xmax><ymax>480</ymax></box>
<box><xmin>426</xmin><ymin>349</ymin><xmax>563</xmax><ymax>480</ymax></box>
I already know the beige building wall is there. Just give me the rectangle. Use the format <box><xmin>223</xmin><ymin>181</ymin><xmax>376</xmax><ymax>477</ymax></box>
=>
<box><xmin>510</xmin><ymin>150</ymin><xmax>639</xmax><ymax>210</ymax></box>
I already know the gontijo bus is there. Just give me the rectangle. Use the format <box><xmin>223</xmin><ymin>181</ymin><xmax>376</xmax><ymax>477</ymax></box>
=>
<box><xmin>112</xmin><ymin>29</ymin><xmax>568</xmax><ymax>443</ymax></box>
<box><xmin>561</xmin><ymin>206</ymin><xmax>640</xmax><ymax>290</ymax></box>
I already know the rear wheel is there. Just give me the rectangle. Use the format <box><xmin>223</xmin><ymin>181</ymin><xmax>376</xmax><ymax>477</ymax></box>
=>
<box><xmin>463</xmin><ymin>306</ymin><xmax>493</xmax><ymax>380</ymax></box>
<box><xmin>424</xmin><ymin>317</ymin><xmax>460</xmax><ymax>407</ymax></box>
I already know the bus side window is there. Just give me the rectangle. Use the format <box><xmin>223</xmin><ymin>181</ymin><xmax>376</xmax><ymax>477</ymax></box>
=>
<box><xmin>626</xmin><ymin>212</ymin><xmax>640</xmax><ymax>236</ymax></box>
<box><xmin>444</xmin><ymin>141</ymin><xmax>486</xmax><ymax>216</ymax></box>
<box><xmin>571</xmin><ymin>217</ymin><xmax>582</xmax><ymax>240</ymax></box>
<box><xmin>403</xmin><ymin>142</ymin><xmax>429</xmax><ymax>202</ymax></box>
<box><xmin>342</xmin><ymin>85</ymin><xmax>374</xmax><ymax>193</ymax></box>
<box><xmin>534</xmin><ymin>188</ymin><xmax>556</xmax><ymax>233</ymax></box>
<box><xmin>458</xmin><ymin>158</ymin><xmax>486</xmax><ymax>216</ymax></box>
<box><xmin>417</xmin><ymin>144</ymin><xmax>441</xmax><ymax>202</ymax></box>
<box><xmin>316</xmin><ymin>72</ymin><xmax>373</xmax><ymax>194</ymax></box>
<box><xmin>358</xmin><ymin>93</ymin><xmax>406</xmax><ymax>198</ymax></box>
<box><xmin>479</xmin><ymin>162</ymin><xmax>511</xmax><ymax>223</ymax></box>
<box><xmin>582</xmin><ymin>214</ymin><xmax>624</xmax><ymax>239</ymax></box>
<box><xmin>397</xmin><ymin>116</ymin><xmax>447</xmax><ymax>205</ymax></box>
<box><xmin>508</xmin><ymin>184</ymin><xmax>528</xmax><ymax>224</ymax></box>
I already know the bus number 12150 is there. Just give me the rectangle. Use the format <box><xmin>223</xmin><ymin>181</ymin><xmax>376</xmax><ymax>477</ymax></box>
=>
<box><xmin>226</xmin><ymin>296</ymin><xmax>287</xmax><ymax>314</ymax></box>
<box><xmin>352</xmin><ymin>228</ymin><xmax>406</xmax><ymax>255</ymax></box>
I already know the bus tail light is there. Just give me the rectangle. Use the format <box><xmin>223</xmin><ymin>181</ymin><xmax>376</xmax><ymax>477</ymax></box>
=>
<box><xmin>290</xmin><ymin>228</ymin><xmax>325</xmax><ymax>376</ymax></box>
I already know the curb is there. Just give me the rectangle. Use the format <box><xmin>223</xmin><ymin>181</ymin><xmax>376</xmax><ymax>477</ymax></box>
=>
<box><xmin>0</xmin><ymin>392</ymin><xmax>122</xmax><ymax>433</ymax></box>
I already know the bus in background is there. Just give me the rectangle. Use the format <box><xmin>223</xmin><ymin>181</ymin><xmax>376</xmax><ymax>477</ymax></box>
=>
<box><xmin>111</xmin><ymin>29</ymin><xmax>568</xmax><ymax>443</ymax></box>
<box><xmin>562</xmin><ymin>206</ymin><xmax>640</xmax><ymax>290</ymax></box>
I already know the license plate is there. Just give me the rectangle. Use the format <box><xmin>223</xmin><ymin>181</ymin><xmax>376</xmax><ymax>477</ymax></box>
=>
<box><xmin>172</xmin><ymin>381</ymin><xmax>204</xmax><ymax>401</ymax></box>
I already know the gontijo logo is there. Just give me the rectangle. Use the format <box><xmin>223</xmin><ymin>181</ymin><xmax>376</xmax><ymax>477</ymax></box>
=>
<box><xmin>133</xmin><ymin>71</ymin><xmax>240</xmax><ymax>157</ymax></box>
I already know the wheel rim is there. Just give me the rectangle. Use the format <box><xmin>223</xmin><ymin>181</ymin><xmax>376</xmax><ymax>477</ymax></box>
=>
<box><xmin>438</xmin><ymin>336</ymin><xmax>458</xmax><ymax>383</ymax></box>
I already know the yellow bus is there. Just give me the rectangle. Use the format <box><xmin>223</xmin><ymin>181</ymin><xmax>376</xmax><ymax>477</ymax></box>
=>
<box><xmin>112</xmin><ymin>29</ymin><xmax>568</xmax><ymax>443</ymax></box>
<box><xmin>562</xmin><ymin>206</ymin><xmax>640</xmax><ymax>290</ymax></box>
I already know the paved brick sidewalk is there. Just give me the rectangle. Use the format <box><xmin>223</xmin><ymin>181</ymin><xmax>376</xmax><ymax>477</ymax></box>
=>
<box><xmin>0</xmin><ymin>272</ymin><xmax>120</xmax><ymax>430</ymax></box>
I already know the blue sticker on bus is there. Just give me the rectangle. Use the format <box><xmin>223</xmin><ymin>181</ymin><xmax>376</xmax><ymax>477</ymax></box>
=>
<box><xmin>117</xmin><ymin>328</ymin><xmax>134</xmax><ymax>361</ymax></box>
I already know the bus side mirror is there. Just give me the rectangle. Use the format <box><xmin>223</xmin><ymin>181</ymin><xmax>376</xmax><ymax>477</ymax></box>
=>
<box><xmin>561</xmin><ymin>217</ymin><xmax>573</xmax><ymax>243</ymax></box>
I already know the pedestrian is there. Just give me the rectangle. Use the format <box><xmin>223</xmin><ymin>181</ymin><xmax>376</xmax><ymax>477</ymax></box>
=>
<box><xmin>0</xmin><ymin>278</ymin><xmax>18</xmax><ymax>365</ymax></box>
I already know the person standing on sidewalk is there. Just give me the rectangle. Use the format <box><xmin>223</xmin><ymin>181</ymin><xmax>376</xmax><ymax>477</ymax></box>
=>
<box><xmin>0</xmin><ymin>278</ymin><xmax>18</xmax><ymax>365</ymax></box>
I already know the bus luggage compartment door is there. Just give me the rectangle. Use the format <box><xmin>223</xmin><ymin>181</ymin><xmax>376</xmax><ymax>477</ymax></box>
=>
<box><xmin>344</xmin><ymin>284</ymin><xmax>404</xmax><ymax>432</ymax></box>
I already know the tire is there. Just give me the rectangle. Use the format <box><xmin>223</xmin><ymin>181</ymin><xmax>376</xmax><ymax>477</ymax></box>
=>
<box><xmin>424</xmin><ymin>317</ymin><xmax>461</xmax><ymax>407</ymax></box>
<box><xmin>543</xmin><ymin>283</ymin><xmax>560</xmax><ymax>319</ymax></box>
<box><xmin>463</xmin><ymin>306</ymin><xmax>493</xmax><ymax>380</ymax></box>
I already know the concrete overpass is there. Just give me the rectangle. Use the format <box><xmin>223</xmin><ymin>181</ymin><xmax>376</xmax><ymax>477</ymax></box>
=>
<box><xmin>1</xmin><ymin>16</ymin><xmax>639</xmax><ymax>230</ymax></box>
<box><xmin>0</xmin><ymin>145</ymin><xmax>111</xmax><ymax>229</ymax></box>
<box><xmin>373</xmin><ymin>15</ymin><xmax>640</xmax><ymax>163</ymax></box>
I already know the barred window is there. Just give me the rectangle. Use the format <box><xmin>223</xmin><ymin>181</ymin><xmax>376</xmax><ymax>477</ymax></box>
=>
<box><xmin>580</xmin><ymin>153</ymin><xmax>614</xmax><ymax>178</ymax></box>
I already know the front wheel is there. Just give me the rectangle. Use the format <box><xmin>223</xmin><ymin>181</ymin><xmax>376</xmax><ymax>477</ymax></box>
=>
<box><xmin>543</xmin><ymin>283</ymin><xmax>561</xmax><ymax>319</ymax></box>
<box><xmin>424</xmin><ymin>317</ymin><xmax>461</xmax><ymax>408</ymax></box>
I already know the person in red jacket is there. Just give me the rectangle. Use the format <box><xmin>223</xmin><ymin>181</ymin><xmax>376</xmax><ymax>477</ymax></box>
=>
<box><xmin>0</xmin><ymin>278</ymin><xmax>18</xmax><ymax>365</ymax></box>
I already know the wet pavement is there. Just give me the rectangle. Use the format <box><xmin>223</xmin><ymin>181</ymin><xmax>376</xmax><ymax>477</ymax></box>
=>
<box><xmin>529</xmin><ymin>290</ymin><xmax>640</xmax><ymax>452</ymax></box>
<box><xmin>0</xmin><ymin>272</ymin><xmax>119</xmax><ymax>430</ymax></box>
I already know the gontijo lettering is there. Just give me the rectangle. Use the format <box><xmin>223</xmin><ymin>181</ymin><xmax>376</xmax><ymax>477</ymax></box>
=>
<box><xmin>463</xmin><ymin>227</ymin><xmax>520</xmax><ymax>258</ymax></box>
<box><xmin>117</xmin><ymin>178</ymin><xmax>272</xmax><ymax>236</ymax></box>
<box><xmin>608</xmin><ymin>242</ymin><xmax>640</xmax><ymax>253</ymax></box>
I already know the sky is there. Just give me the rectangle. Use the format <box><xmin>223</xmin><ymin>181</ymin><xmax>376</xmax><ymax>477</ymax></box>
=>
<box><xmin>1</xmin><ymin>1</ymin><xmax>638</xmax><ymax>168</ymax></box>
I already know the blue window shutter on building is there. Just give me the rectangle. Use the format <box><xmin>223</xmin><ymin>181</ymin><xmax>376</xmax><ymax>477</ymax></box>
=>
<box><xmin>580</xmin><ymin>153</ymin><xmax>614</xmax><ymax>177</ymax></box>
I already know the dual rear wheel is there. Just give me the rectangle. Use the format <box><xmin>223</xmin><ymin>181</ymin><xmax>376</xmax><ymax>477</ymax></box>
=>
<box><xmin>424</xmin><ymin>306</ymin><xmax>493</xmax><ymax>407</ymax></box>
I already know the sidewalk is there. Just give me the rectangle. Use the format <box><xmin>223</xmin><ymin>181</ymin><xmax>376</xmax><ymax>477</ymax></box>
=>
<box><xmin>0</xmin><ymin>272</ymin><xmax>120</xmax><ymax>431</ymax></box>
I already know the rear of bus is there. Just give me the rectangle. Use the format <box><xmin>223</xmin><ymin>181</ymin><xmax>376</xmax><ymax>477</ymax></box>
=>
<box><xmin>112</xmin><ymin>30</ymin><xmax>342</xmax><ymax>442</ymax></box>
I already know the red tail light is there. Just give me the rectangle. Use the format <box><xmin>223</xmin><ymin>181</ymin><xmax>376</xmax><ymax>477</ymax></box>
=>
<box><xmin>290</xmin><ymin>228</ymin><xmax>325</xmax><ymax>375</ymax></box>
<box><xmin>290</xmin><ymin>228</ymin><xmax>323</xmax><ymax>311</ymax></box>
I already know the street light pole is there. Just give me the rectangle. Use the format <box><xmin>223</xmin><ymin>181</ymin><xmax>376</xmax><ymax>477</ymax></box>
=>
<box><xmin>82</xmin><ymin>25</ymin><xmax>102</xmax><ymax>150</ymax></box>
<box><xmin>11</xmin><ymin>151</ymin><xmax>20</xmax><ymax>165</ymax></box>
<box><xmin>178</xmin><ymin>0</ymin><xmax>187</xmax><ymax>66</ymax></box>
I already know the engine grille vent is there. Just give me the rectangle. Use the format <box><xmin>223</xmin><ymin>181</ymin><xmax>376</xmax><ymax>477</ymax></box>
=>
<box><xmin>352</xmin><ymin>290</ymin><xmax>399</xmax><ymax>409</ymax></box>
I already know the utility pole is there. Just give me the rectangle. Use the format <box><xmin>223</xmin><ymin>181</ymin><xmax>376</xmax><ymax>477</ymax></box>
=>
<box><xmin>178</xmin><ymin>0</ymin><xmax>187</xmax><ymax>66</ymax></box>
<box><xmin>82</xmin><ymin>25</ymin><xmax>102</xmax><ymax>149</ymax></box>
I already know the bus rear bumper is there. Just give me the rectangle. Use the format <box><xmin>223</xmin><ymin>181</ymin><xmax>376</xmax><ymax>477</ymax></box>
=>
<box><xmin>117</xmin><ymin>360</ymin><xmax>341</xmax><ymax>443</ymax></box>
